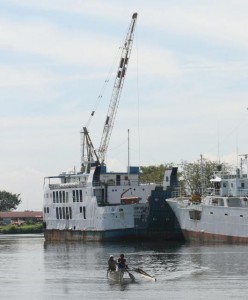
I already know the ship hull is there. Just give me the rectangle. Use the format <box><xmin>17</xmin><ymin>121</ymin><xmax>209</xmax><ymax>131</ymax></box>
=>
<box><xmin>44</xmin><ymin>228</ymin><xmax>144</xmax><ymax>242</ymax></box>
<box><xmin>182</xmin><ymin>229</ymin><xmax>248</xmax><ymax>244</ymax></box>
<box><xmin>167</xmin><ymin>198</ymin><xmax>248</xmax><ymax>244</ymax></box>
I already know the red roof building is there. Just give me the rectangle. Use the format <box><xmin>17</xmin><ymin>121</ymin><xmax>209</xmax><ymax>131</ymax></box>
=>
<box><xmin>0</xmin><ymin>211</ymin><xmax>43</xmax><ymax>225</ymax></box>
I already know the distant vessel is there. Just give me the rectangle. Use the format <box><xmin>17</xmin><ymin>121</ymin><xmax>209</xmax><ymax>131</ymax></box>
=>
<box><xmin>167</xmin><ymin>157</ymin><xmax>248</xmax><ymax>243</ymax></box>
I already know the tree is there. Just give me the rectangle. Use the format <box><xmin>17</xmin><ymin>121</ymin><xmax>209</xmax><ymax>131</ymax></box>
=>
<box><xmin>179</xmin><ymin>158</ymin><xmax>231</xmax><ymax>196</ymax></box>
<box><xmin>139</xmin><ymin>163</ymin><xmax>174</xmax><ymax>183</ymax></box>
<box><xmin>0</xmin><ymin>191</ymin><xmax>21</xmax><ymax>211</ymax></box>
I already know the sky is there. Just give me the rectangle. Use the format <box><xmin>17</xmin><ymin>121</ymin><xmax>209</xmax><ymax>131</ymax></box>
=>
<box><xmin>1</xmin><ymin>0</ymin><xmax>248</xmax><ymax>211</ymax></box>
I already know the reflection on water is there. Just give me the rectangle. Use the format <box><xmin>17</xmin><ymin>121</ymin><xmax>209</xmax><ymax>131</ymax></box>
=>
<box><xmin>1</xmin><ymin>235</ymin><xmax>248</xmax><ymax>299</ymax></box>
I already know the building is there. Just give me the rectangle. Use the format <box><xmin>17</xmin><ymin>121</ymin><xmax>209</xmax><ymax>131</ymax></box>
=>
<box><xmin>0</xmin><ymin>211</ymin><xmax>43</xmax><ymax>225</ymax></box>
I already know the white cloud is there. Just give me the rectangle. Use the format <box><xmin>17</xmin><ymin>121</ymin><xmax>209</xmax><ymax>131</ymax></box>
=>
<box><xmin>141</xmin><ymin>2</ymin><xmax>248</xmax><ymax>48</ymax></box>
<box><xmin>0</xmin><ymin>18</ymin><xmax>117</xmax><ymax>67</ymax></box>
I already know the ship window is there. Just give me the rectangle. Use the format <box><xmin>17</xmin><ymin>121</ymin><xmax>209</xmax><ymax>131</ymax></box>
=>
<box><xmin>76</xmin><ymin>190</ymin><xmax>79</xmax><ymax>202</ymax></box>
<box><xmin>73</xmin><ymin>190</ymin><xmax>75</xmax><ymax>202</ymax></box>
<box><xmin>56</xmin><ymin>207</ymin><xmax>59</xmax><ymax>219</ymax></box>
<box><xmin>83</xmin><ymin>206</ymin><xmax>86</xmax><ymax>219</ymax></box>
<box><xmin>225</xmin><ymin>213</ymin><xmax>228</xmax><ymax>216</ymax></box>
<box><xmin>59</xmin><ymin>207</ymin><xmax>62</xmax><ymax>219</ymax></box>
<box><xmin>59</xmin><ymin>191</ymin><xmax>62</xmax><ymax>203</ymax></box>
<box><xmin>240</xmin><ymin>215</ymin><xmax>243</xmax><ymax>217</ymax></box>
<box><xmin>210</xmin><ymin>212</ymin><xmax>213</xmax><ymax>214</ymax></box>
<box><xmin>53</xmin><ymin>192</ymin><xmax>55</xmax><ymax>203</ymax></box>
<box><xmin>80</xmin><ymin>206</ymin><xmax>82</xmax><ymax>213</ymax></box>
<box><xmin>63</xmin><ymin>191</ymin><xmax>65</xmax><ymax>203</ymax></box>
<box><xmin>66</xmin><ymin>192</ymin><xmax>68</xmax><ymax>203</ymax></box>
<box><xmin>56</xmin><ymin>191</ymin><xmax>59</xmax><ymax>203</ymax></box>
<box><xmin>69</xmin><ymin>207</ymin><xmax>72</xmax><ymax>219</ymax></box>
<box><xmin>62</xmin><ymin>207</ymin><xmax>65</xmax><ymax>219</ymax></box>
<box><xmin>80</xmin><ymin>190</ymin><xmax>83</xmax><ymax>202</ymax></box>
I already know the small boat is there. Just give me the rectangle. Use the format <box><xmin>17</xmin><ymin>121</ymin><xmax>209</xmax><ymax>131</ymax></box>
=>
<box><xmin>107</xmin><ymin>269</ymin><xmax>132</xmax><ymax>282</ymax></box>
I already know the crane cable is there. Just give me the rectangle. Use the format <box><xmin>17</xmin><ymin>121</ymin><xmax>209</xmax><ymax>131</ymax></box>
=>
<box><xmin>85</xmin><ymin>27</ymin><xmax>130</xmax><ymax>129</ymax></box>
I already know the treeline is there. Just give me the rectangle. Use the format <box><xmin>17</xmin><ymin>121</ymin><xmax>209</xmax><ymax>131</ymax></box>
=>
<box><xmin>139</xmin><ymin>158</ymin><xmax>231</xmax><ymax>196</ymax></box>
<box><xmin>0</xmin><ymin>223</ymin><xmax>43</xmax><ymax>234</ymax></box>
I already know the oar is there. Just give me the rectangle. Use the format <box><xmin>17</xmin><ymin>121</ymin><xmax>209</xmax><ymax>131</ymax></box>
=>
<box><xmin>125</xmin><ymin>269</ymin><xmax>135</xmax><ymax>281</ymax></box>
<box><xmin>132</xmin><ymin>268</ymin><xmax>156</xmax><ymax>281</ymax></box>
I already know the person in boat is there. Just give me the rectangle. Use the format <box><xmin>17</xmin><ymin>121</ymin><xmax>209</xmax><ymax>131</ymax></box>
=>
<box><xmin>108</xmin><ymin>255</ymin><xmax>117</xmax><ymax>271</ymax></box>
<box><xmin>117</xmin><ymin>254</ymin><xmax>128</xmax><ymax>270</ymax></box>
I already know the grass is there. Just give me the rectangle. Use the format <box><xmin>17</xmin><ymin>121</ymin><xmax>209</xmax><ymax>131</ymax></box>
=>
<box><xmin>0</xmin><ymin>223</ymin><xmax>43</xmax><ymax>234</ymax></box>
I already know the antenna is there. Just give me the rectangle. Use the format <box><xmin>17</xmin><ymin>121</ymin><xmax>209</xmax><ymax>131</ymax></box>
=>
<box><xmin>128</xmin><ymin>129</ymin><xmax>130</xmax><ymax>172</ymax></box>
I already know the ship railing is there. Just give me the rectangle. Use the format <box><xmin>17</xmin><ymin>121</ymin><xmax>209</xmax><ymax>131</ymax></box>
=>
<box><xmin>171</xmin><ymin>188</ymin><xmax>188</xmax><ymax>198</ymax></box>
<box><xmin>236</xmin><ymin>189</ymin><xmax>248</xmax><ymax>197</ymax></box>
<box><xmin>92</xmin><ymin>179</ymin><xmax>157</xmax><ymax>187</ymax></box>
<box><xmin>48</xmin><ymin>182</ymin><xmax>87</xmax><ymax>189</ymax></box>
<box><xmin>205</xmin><ymin>188</ymin><xmax>248</xmax><ymax>197</ymax></box>
<box><xmin>204</xmin><ymin>188</ymin><xmax>220</xmax><ymax>196</ymax></box>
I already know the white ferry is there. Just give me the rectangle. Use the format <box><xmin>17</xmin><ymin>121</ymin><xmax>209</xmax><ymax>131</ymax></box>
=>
<box><xmin>43</xmin><ymin>164</ymin><xmax>156</xmax><ymax>241</ymax></box>
<box><xmin>167</xmin><ymin>158</ymin><xmax>248</xmax><ymax>243</ymax></box>
<box><xmin>43</xmin><ymin>13</ymin><xmax>159</xmax><ymax>241</ymax></box>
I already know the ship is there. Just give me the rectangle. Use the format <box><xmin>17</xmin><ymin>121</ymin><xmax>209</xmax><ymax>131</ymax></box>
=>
<box><xmin>167</xmin><ymin>156</ymin><xmax>248</xmax><ymax>243</ymax></box>
<box><xmin>43</xmin><ymin>13</ymin><xmax>183</xmax><ymax>242</ymax></box>
<box><xmin>43</xmin><ymin>13</ymin><xmax>147</xmax><ymax>241</ymax></box>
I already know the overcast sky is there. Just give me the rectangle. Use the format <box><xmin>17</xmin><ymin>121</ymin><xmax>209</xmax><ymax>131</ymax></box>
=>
<box><xmin>1</xmin><ymin>0</ymin><xmax>248</xmax><ymax>211</ymax></box>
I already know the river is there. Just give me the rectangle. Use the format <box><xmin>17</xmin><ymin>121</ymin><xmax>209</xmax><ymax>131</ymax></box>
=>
<box><xmin>0</xmin><ymin>234</ymin><xmax>248</xmax><ymax>299</ymax></box>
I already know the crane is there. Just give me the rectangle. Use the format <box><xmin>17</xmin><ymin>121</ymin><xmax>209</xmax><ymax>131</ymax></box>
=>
<box><xmin>81</xmin><ymin>13</ymin><xmax>138</xmax><ymax>172</ymax></box>
<box><xmin>97</xmin><ymin>12</ymin><xmax>138</xmax><ymax>165</ymax></box>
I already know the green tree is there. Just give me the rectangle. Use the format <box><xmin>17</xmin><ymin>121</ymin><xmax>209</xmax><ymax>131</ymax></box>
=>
<box><xmin>139</xmin><ymin>163</ymin><xmax>173</xmax><ymax>183</ymax></box>
<box><xmin>179</xmin><ymin>158</ymin><xmax>231</xmax><ymax>196</ymax></box>
<box><xmin>0</xmin><ymin>191</ymin><xmax>21</xmax><ymax>211</ymax></box>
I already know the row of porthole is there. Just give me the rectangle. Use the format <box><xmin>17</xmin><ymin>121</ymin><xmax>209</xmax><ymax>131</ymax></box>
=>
<box><xmin>210</xmin><ymin>211</ymin><xmax>245</xmax><ymax>217</ymax></box>
<box><xmin>111</xmin><ymin>188</ymin><xmax>146</xmax><ymax>192</ymax></box>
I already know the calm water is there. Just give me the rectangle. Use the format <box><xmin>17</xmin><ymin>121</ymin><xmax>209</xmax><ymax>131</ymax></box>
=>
<box><xmin>0</xmin><ymin>234</ymin><xmax>248</xmax><ymax>299</ymax></box>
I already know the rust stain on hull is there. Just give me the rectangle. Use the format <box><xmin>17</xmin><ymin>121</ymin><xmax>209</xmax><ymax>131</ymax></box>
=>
<box><xmin>183</xmin><ymin>230</ymin><xmax>248</xmax><ymax>244</ymax></box>
<box><xmin>43</xmin><ymin>229</ymin><xmax>137</xmax><ymax>242</ymax></box>
<box><xmin>44</xmin><ymin>229</ymin><xmax>106</xmax><ymax>242</ymax></box>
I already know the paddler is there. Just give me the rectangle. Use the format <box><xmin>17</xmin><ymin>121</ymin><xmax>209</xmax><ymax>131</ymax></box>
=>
<box><xmin>108</xmin><ymin>255</ymin><xmax>117</xmax><ymax>271</ymax></box>
<box><xmin>117</xmin><ymin>254</ymin><xmax>128</xmax><ymax>270</ymax></box>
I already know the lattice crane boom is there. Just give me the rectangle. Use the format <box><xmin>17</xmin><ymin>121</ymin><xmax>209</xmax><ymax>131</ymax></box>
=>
<box><xmin>97</xmin><ymin>12</ymin><xmax>138</xmax><ymax>165</ymax></box>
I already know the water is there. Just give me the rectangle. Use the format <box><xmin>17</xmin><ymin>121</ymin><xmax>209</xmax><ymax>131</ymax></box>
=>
<box><xmin>0</xmin><ymin>234</ymin><xmax>248</xmax><ymax>300</ymax></box>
